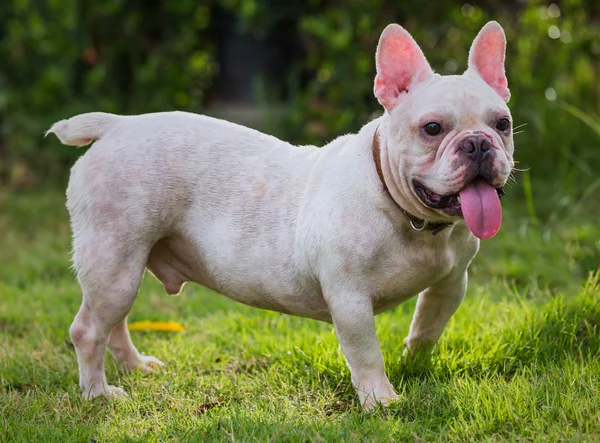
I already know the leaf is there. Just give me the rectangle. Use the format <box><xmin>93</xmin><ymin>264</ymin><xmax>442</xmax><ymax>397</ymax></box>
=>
<box><xmin>128</xmin><ymin>321</ymin><xmax>186</xmax><ymax>333</ymax></box>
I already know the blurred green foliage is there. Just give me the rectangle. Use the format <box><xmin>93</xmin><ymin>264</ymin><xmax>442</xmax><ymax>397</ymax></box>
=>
<box><xmin>1</xmin><ymin>0</ymin><xmax>600</xmax><ymax>214</ymax></box>
<box><xmin>0</xmin><ymin>0</ymin><xmax>216</xmax><ymax>184</ymax></box>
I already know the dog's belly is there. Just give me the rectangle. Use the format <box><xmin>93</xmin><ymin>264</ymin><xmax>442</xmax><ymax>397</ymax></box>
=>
<box><xmin>147</xmin><ymin>236</ymin><xmax>219</xmax><ymax>294</ymax></box>
<box><xmin>146</xmin><ymin>235</ymin><xmax>332</xmax><ymax>322</ymax></box>
<box><xmin>145</xmin><ymin>234</ymin><xmax>454</xmax><ymax>323</ymax></box>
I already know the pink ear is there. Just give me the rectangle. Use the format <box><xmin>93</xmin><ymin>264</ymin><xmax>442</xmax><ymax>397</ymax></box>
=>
<box><xmin>374</xmin><ymin>24</ymin><xmax>434</xmax><ymax>112</ymax></box>
<box><xmin>467</xmin><ymin>21</ymin><xmax>510</xmax><ymax>102</ymax></box>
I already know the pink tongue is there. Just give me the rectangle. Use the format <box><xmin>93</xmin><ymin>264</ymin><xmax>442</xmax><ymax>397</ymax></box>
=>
<box><xmin>459</xmin><ymin>178</ymin><xmax>502</xmax><ymax>240</ymax></box>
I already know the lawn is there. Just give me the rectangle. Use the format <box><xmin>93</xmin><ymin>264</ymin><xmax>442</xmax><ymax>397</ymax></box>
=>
<box><xmin>1</xmin><ymin>188</ymin><xmax>599</xmax><ymax>441</ymax></box>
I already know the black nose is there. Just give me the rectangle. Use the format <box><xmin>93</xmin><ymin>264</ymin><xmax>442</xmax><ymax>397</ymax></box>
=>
<box><xmin>459</xmin><ymin>135</ymin><xmax>492</xmax><ymax>162</ymax></box>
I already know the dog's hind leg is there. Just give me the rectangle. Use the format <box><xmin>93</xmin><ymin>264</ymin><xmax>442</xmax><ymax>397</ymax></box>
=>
<box><xmin>69</xmin><ymin>231</ymin><xmax>160</xmax><ymax>399</ymax></box>
<box><xmin>108</xmin><ymin>316</ymin><xmax>164</xmax><ymax>373</ymax></box>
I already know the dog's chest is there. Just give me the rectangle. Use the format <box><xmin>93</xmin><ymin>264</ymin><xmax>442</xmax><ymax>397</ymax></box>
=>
<box><xmin>369</xmin><ymin>238</ymin><xmax>457</xmax><ymax>313</ymax></box>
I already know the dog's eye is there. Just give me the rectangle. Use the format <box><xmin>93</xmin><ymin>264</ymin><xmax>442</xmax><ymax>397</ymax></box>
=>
<box><xmin>423</xmin><ymin>122</ymin><xmax>442</xmax><ymax>136</ymax></box>
<box><xmin>496</xmin><ymin>118</ymin><xmax>511</xmax><ymax>132</ymax></box>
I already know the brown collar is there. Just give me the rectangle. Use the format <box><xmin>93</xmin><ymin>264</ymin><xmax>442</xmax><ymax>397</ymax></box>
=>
<box><xmin>372</xmin><ymin>126</ymin><xmax>453</xmax><ymax>236</ymax></box>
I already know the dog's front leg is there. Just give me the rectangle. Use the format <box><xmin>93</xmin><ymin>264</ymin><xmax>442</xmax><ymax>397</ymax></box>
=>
<box><xmin>403</xmin><ymin>271</ymin><xmax>467</xmax><ymax>356</ymax></box>
<box><xmin>327</xmin><ymin>293</ymin><xmax>398</xmax><ymax>409</ymax></box>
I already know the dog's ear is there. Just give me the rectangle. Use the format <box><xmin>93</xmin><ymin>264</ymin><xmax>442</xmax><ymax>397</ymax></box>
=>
<box><xmin>374</xmin><ymin>24</ymin><xmax>434</xmax><ymax>112</ymax></box>
<box><xmin>466</xmin><ymin>21</ymin><xmax>510</xmax><ymax>102</ymax></box>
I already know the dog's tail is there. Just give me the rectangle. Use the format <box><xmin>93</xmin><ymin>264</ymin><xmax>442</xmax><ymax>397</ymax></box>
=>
<box><xmin>46</xmin><ymin>112</ymin><xmax>119</xmax><ymax>147</ymax></box>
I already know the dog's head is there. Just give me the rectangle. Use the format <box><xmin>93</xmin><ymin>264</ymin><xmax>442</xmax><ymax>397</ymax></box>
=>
<box><xmin>374</xmin><ymin>22</ymin><xmax>514</xmax><ymax>240</ymax></box>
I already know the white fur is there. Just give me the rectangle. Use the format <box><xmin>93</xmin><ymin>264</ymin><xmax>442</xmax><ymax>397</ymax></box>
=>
<box><xmin>47</xmin><ymin>22</ymin><xmax>513</xmax><ymax>409</ymax></box>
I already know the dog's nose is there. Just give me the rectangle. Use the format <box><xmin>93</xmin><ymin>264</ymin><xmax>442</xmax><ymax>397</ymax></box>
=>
<box><xmin>459</xmin><ymin>135</ymin><xmax>492</xmax><ymax>162</ymax></box>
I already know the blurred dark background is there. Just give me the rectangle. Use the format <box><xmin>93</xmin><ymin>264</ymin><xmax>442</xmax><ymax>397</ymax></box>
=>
<box><xmin>1</xmin><ymin>0</ymin><xmax>599</xmax><ymax>221</ymax></box>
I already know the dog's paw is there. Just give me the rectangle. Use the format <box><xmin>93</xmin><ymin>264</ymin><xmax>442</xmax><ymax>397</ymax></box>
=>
<box><xmin>121</xmin><ymin>354</ymin><xmax>165</xmax><ymax>373</ymax></box>
<box><xmin>363</xmin><ymin>391</ymin><xmax>399</xmax><ymax>410</ymax></box>
<box><xmin>83</xmin><ymin>384</ymin><xmax>128</xmax><ymax>400</ymax></box>
<box><xmin>401</xmin><ymin>346</ymin><xmax>415</xmax><ymax>359</ymax></box>
<box><xmin>402</xmin><ymin>337</ymin><xmax>435</xmax><ymax>359</ymax></box>
<box><xmin>137</xmin><ymin>355</ymin><xmax>165</xmax><ymax>374</ymax></box>
<box><xmin>358</xmin><ymin>378</ymin><xmax>399</xmax><ymax>410</ymax></box>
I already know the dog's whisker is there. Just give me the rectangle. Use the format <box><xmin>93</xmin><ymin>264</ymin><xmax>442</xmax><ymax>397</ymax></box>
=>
<box><xmin>513</xmin><ymin>123</ymin><xmax>528</xmax><ymax>130</ymax></box>
<box><xmin>506</xmin><ymin>172</ymin><xmax>518</xmax><ymax>186</ymax></box>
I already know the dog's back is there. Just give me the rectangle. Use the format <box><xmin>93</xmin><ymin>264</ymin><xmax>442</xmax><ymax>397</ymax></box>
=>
<box><xmin>51</xmin><ymin>111</ymin><xmax>329</xmax><ymax>316</ymax></box>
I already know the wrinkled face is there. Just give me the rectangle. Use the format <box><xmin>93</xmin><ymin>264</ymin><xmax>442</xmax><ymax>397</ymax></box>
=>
<box><xmin>374</xmin><ymin>22</ymin><xmax>514</xmax><ymax>239</ymax></box>
<box><xmin>391</xmin><ymin>74</ymin><xmax>514</xmax><ymax>215</ymax></box>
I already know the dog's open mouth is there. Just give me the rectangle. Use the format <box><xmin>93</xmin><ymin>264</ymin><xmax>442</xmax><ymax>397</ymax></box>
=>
<box><xmin>413</xmin><ymin>177</ymin><xmax>505</xmax><ymax>239</ymax></box>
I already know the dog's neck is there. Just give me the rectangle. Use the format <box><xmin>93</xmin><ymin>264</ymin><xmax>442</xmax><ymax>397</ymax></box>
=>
<box><xmin>372</xmin><ymin>126</ymin><xmax>452</xmax><ymax>235</ymax></box>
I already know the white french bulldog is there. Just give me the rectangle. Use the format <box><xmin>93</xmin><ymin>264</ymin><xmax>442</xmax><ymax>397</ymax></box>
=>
<box><xmin>48</xmin><ymin>21</ymin><xmax>514</xmax><ymax>409</ymax></box>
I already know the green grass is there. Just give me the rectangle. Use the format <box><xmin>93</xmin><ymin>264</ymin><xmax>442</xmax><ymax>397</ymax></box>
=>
<box><xmin>1</xmin><ymin>189</ymin><xmax>599</xmax><ymax>442</ymax></box>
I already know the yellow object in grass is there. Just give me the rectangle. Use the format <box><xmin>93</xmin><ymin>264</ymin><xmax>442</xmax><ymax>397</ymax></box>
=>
<box><xmin>128</xmin><ymin>320</ymin><xmax>186</xmax><ymax>332</ymax></box>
